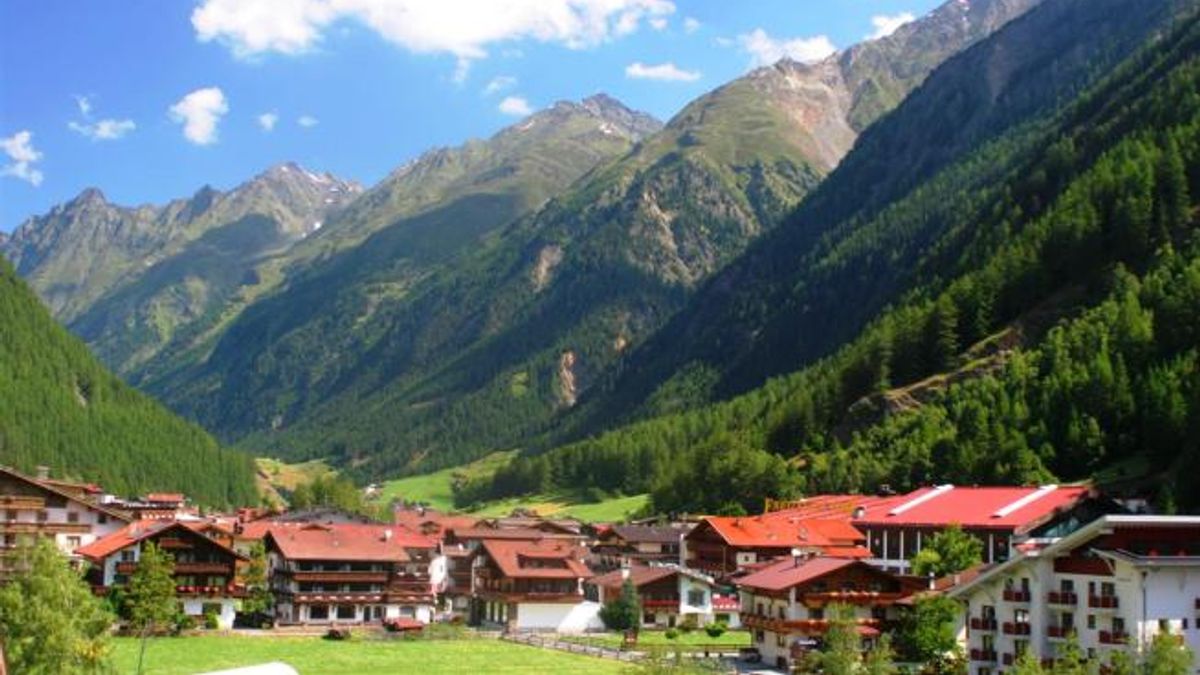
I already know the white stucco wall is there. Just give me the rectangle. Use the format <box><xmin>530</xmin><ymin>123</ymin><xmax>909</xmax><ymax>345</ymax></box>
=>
<box><xmin>515</xmin><ymin>601</ymin><xmax>603</xmax><ymax>633</ymax></box>
<box><xmin>181</xmin><ymin>598</ymin><xmax>238</xmax><ymax>629</ymax></box>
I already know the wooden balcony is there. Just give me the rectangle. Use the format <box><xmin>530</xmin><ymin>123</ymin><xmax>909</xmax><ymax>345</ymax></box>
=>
<box><xmin>175</xmin><ymin>584</ymin><xmax>246</xmax><ymax>598</ymax></box>
<box><xmin>155</xmin><ymin>537</ymin><xmax>193</xmax><ymax>549</ymax></box>
<box><xmin>1089</xmin><ymin>595</ymin><xmax>1119</xmax><ymax>610</ymax></box>
<box><xmin>969</xmin><ymin>617</ymin><xmax>997</xmax><ymax>632</ymax></box>
<box><xmin>0</xmin><ymin>496</ymin><xmax>45</xmax><ymax>509</ymax></box>
<box><xmin>174</xmin><ymin>561</ymin><xmax>232</xmax><ymax>575</ymax></box>
<box><xmin>1099</xmin><ymin>630</ymin><xmax>1128</xmax><ymax>645</ymax></box>
<box><xmin>1002</xmin><ymin>622</ymin><xmax>1031</xmax><ymax>636</ymax></box>
<box><xmin>803</xmin><ymin>591</ymin><xmax>906</xmax><ymax>606</ymax></box>
<box><xmin>0</xmin><ymin>521</ymin><xmax>91</xmax><ymax>534</ymax></box>
<box><xmin>293</xmin><ymin>591</ymin><xmax>385</xmax><ymax>604</ymax></box>
<box><xmin>970</xmin><ymin>649</ymin><xmax>998</xmax><ymax>663</ymax></box>
<box><xmin>642</xmin><ymin>598</ymin><xmax>680</xmax><ymax>610</ymax></box>
<box><xmin>291</xmin><ymin>570</ymin><xmax>389</xmax><ymax>584</ymax></box>
<box><xmin>1047</xmin><ymin>625</ymin><xmax>1073</xmax><ymax>640</ymax></box>
<box><xmin>740</xmin><ymin>613</ymin><xmax>880</xmax><ymax>635</ymax></box>
<box><xmin>1047</xmin><ymin>591</ymin><xmax>1078</xmax><ymax>606</ymax></box>
<box><xmin>1002</xmin><ymin>589</ymin><xmax>1031</xmax><ymax>603</ymax></box>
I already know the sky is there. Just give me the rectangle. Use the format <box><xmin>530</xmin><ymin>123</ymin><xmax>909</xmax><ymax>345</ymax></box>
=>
<box><xmin>0</xmin><ymin>0</ymin><xmax>944</xmax><ymax>233</ymax></box>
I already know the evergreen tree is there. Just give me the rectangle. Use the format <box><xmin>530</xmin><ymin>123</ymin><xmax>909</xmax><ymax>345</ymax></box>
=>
<box><xmin>241</xmin><ymin>541</ymin><xmax>273</xmax><ymax>617</ymax></box>
<box><xmin>0</xmin><ymin>539</ymin><xmax>114</xmax><ymax>674</ymax></box>
<box><xmin>599</xmin><ymin>578</ymin><xmax>641</xmax><ymax>632</ymax></box>
<box><xmin>127</xmin><ymin>542</ymin><xmax>177</xmax><ymax>675</ymax></box>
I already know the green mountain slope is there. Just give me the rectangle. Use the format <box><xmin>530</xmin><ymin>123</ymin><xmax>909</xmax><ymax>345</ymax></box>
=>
<box><xmin>467</xmin><ymin>0</ymin><xmax>1200</xmax><ymax>514</ymax></box>
<box><xmin>576</xmin><ymin>0</ymin><xmax>1190</xmax><ymax>434</ymax></box>
<box><xmin>139</xmin><ymin>0</ymin><xmax>1037</xmax><ymax>481</ymax></box>
<box><xmin>0</xmin><ymin>257</ymin><xmax>256</xmax><ymax>506</ymax></box>
<box><xmin>2</xmin><ymin>165</ymin><xmax>361</xmax><ymax>375</ymax></box>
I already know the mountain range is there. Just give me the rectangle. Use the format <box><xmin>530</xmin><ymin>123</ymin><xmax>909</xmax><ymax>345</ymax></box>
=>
<box><xmin>6</xmin><ymin>0</ymin><xmax>1200</xmax><ymax>513</ymax></box>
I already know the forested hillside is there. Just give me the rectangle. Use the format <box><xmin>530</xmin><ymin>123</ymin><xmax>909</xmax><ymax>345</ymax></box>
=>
<box><xmin>0</xmin><ymin>258</ymin><xmax>257</xmax><ymax>506</ymax></box>
<box><xmin>461</xmin><ymin>0</ymin><xmax>1200</xmax><ymax>514</ymax></box>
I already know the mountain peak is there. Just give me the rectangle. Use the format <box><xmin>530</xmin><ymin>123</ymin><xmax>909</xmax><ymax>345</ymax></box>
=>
<box><xmin>71</xmin><ymin>187</ymin><xmax>108</xmax><ymax>208</ymax></box>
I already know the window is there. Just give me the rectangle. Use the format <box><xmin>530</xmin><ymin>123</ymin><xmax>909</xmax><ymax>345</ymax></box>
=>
<box><xmin>755</xmin><ymin>630</ymin><xmax>764</xmax><ymax>644</ymax></box>
<box><xmin>1158</xmin><ymin>619</ymin><xmax>1170</xmax><ymax>633</ymax></box>
<box><xmin>1087</xmin><ymin>615</ymin><xmax>1096</xmax><ymax>629</ymax></box>
<box><xmin>778</xmin><ymin>606</ymin><xmax>786</xmax><ymax>620</ymax></box>
<box><xmin>67</xmin><ymin>512</ymin><xmax>79</xmax><ymax>524</ymax></box>
<box><xmin>1014</xmin><ymin>639</ymin><xmax>1028</xmax><ymax>656</ymax></box>
<box><xmin>982</xmin><ymin>635</ymin><xmax>994</xmax><ymax>651</ymax></box>
<box><xmin>1015</xmin><ymin>609</ymin><xmax>1029</xmax><ymax>624</ymax></box>
<box><xmin>1113</xmin><ymin>617</ymin><xmax>1125</xmax><ymax>633</ymax></box>
<box><xmin>982</xmin><ymin>605</ymin><xmax>996</xmax><ymax>619</ymax></box>
<box><xmin>776</xmin><ymin>634</ymin><xmax>786</xmax><ymax>648</ymax></box>
<box><xmin>687</xmin><ymin>589</ymin><xmax>706</xmax><ymax>606</ymax></box>
<box><xmin>98</xmin><ymin>514</ymin><xmax>107</xmax><ymax>524</ymax></box>
<box><xmin>644</xmin><ymin>611</ymin><xmax>656</xmax><ymax>624</ymax></box>
<box><xmin>756</xmin><ymin>602</ymin><xmax>764</xmax><ymax>616</ymax></box>
<box><xmin>67</xmin><ymin>536</ymin><xmax>81</xmax><ymax>549</ymax></box>
<box><xmin>336</xmin><ymin>605</ymin><xmax>356</xmax><ymax>620</ymax></box>
<box><xmin>810</xmin><ymin>607</ymin><xmax>825</xmax><ymax>620</ymax></box>
<box><xmin>1100</xmin><ymin>582</ymin><xmax>1115</xmax><ymax>597</ymax></box>
<box><xmin>309</xmin><ymin>605</ymin><xmax>329</xmax><ymax>620</ymax></box>
<box><xmin>120</xmin><ymin>550</ymin><xmax>136</xmax><ymax>562</ymax></box>
<box><xmin>4</xmin><ymin>510</ymin><xmax>15</xmax><ymax>521</ymax></box>
<box><xmin>1060</xmin><ymin>579</ymin><xmax>1074</xmax><ymax>592</ymax></box>
<box><xmin>202</xmin><ymin>602</ymin><xmax>222</xmax><ymax>616</ymax></box>
<box><xmin>1062</xmin><ymin>612</ymin><xmax>1074</xmax><ymax>630</ymax></box>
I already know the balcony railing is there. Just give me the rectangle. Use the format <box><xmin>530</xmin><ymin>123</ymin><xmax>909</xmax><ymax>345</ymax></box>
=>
<box><xmin>1099</xmin><ymin>631</ymin><xmax>1128</xmax><ymax>645</ymax></box>
<box><xmin>1002</xmin><ymin>622</ymin><xmax>1032</xmax><ymax>636</ymax></box>
<box><xmin>642</xmin><ymin>598</ymin><xmax>680</xmax><ymax>609</ymax></box>
<box><xmin>1047</xmin><ymin>625</ymin><xmax>1074</xmax><ymax>639</ymax></box>
<box><xmin>970</xmin><ymin>617</ymin><xmax>998</xmax><ymax>632</ymax></box>
<box><xmin>174</xmin><ymin>561</ymin><xmax>231</xmax><ymax>575</ymax></box>
<box><xmin>1003</xmin><ymin>589</ymin><xmax>1031</xmax><ymax>603</ymax></box>
<box><xmin>1047</xmin><ymin>591</ymin><xmax>1078</xmax><ymax>606</ymax></box>
<box><xmin>291</xmin><ymin>571</ymin><xmax>390</xmax><ymax>584</ymax></box>
<box><xmin>1089</xmin><ymin>595</ymin><xmax>1119</xmax><ymax>610</ymax></box>
<box><xmin>970</xmin><ymin>649</ymin><xmax>998</xmax><ymax>663</ymax></box>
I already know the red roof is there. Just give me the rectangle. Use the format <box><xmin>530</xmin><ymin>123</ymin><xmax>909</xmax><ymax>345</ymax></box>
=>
<box><xmin>590</xmin><ymin>565</ymin><xmax>676</xmax><ymax>590</ymax></box>
<box><xmin>144</xmin><ymin>493</ymin><xmax>186</xmax><ymax>503</ymax></box>
<box><xmin>448</xmin><ymin>527</ymin><xmax>549</xmax><ymax>541</ymax></box>
<box><xmin>700</xmin><ymin>516</ymin><xmax>866</xmax><ymax>550</ymax></box>
<box><xmin>0</xmin><ymin>466</ymin><xmax>130</xmax><ymax>523</ymax></box>
<box><xmin>479</xmin><ymin>539</ymin><xmax>591</xmax><ymax>580</ymax></box>
<box><xmin>751</xmin><ymin>485</ymin><xmax>1092</xmax><ymax>534</ymax></box>
<box><xmin>735</xmin><ymin>557</ymin><xmax>860</xmax><ymax>592</ymax></box>
<box><xmin>267</xmin><ymin>523</ymin><xmax>435</xmax><ymax>562</ymax></box>
<box><xmin>77</xmin><ymin>521</ymin><xmax>245</xmax><ymax>562</ymax></box>
<box><xmin>393</xmin><ymin>510</ymin><xmax>480</xmax><ymax>537</ymax></box>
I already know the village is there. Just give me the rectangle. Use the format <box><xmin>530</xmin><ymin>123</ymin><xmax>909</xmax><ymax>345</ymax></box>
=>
<box><xmin>3</xmin><ymin>463</ymin><xmax>1199</xmax><ymax>673</ymax></box>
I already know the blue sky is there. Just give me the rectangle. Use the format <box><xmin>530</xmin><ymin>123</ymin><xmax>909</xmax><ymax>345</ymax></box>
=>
<box><xmin>0</xmin><ymin>0</ymin><xmax>943</xmax><ymax>232</ymax></box>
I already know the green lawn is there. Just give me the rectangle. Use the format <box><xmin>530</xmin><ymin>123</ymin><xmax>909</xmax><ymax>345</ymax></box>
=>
<box><xmin>466</xmin><ymin>493</ymin><xmax>650</xmax><ymax>522</ymax></box>
<box><xmin>376</xmin><ymin>451</ymin><xmax>517</xmax><ymax>511</ymax></box>
<box><xmin>111</xmin><ymin>635</ymin><xmax>626</xmax><ymax>674</ymax></box>
<box><xmin>565</xmin><ymin>630</ymin><xmax>750</xmax><ymax>652</ymax></box>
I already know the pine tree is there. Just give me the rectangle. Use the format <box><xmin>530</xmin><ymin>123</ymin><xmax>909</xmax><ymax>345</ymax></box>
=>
<box><xmin>599</xmin><ymin>578</ymin><xmax>641</xmax><ymax>632</ymax></box>
<box><xmin>127</xmin><ymin>541</ymin><xmax>178</xmax><ymax>675</ymax></box>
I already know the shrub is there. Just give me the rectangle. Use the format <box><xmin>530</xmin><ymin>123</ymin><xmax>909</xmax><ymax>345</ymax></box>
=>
<box><xmin>705</xmin><ymin>622</ymin><xmax>727</xmax><ymax>638</ymax></box>
<box><xmin>665</xmin><ymin>628</ymin><xmax>680</xmax><ymax>640</ymax></box>
<box><xmin>203</xmin><ymin>611</ymin><xmax>220</xmax><ymax>630</ymax></box>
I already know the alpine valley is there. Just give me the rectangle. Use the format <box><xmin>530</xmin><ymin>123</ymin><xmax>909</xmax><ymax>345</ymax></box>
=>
<box><xmin>6</xmin><ymin>0</ymin><xmax>1200</xmax><ymax>517</ymax></box>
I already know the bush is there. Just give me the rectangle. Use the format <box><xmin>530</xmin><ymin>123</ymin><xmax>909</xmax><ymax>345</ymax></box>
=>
<box><xmin>664</xmin><ymin>628</ymin><xmax>680</xmax><ymax>640</ymax></box>
<box><xmin>203</xmin><ymin>611</ymin><xmax>220</xmax><ymax>630</ymax></box>
<box><xmin>705</xmin><ymin>622</ymin><xmax>727</xmax><ymax>638</ymax></box>
<box><xmin>325</xmin><ymin>628</ymin><xmax>352</xmax><ymax>641</ymax></box>
<box><xmin>174</xmin><ymin>613</ymin><xmax>198</xmax><ymax>633</ymax></box>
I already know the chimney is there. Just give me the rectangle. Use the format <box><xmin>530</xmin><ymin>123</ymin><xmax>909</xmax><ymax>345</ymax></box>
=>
<box><xmin>791</xmin><ymin>547</ymin><xmax>803</xmax><ymax>568</ymax></box>
<box><xmin>852</xmin><ymin>506</ymin><xmax>866</xmax><ymax>520</ymax></box>
<box><xmin>383</xmin><ymin>529</ymin><xmax>393</xmax><ymax>542</ymax></box>
<box><xmin>36</xmin><ymin>465</ymin><xmax>50</xmax><ymax>480</ymax></box>
<box><xmin>620</xmin><ymin>558</ymin><xmax>631</xmax><ymax>580</ymax></box>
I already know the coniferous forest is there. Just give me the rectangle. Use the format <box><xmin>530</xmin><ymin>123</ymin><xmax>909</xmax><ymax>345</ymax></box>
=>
<box><xmin>0</xmin><ymin>257</ymin><xmax>257</xmax><ymax>506</ymax></box>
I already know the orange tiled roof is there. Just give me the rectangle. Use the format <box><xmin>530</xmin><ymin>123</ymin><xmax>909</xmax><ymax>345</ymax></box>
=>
<box><xmin>479</xmin><ymin>539</ymin><xmax>590</xmax><ymax>580</ymax></box>
<box><xmin>267</xmin><ymin>523</ymin><xmax>434</xmax><ymax>563</ymax></box>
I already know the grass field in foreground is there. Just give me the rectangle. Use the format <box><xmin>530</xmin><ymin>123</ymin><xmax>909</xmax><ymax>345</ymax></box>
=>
<box><xmin>112</xmin><ymin>635</ymin><xmax>626</xmax><ymax>674</ymax></box>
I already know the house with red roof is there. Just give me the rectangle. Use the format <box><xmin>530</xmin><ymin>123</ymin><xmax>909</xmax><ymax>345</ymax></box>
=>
<box><xmin>683</xmin><ymin>516</ymin><xmax>871</xmax><ymax>575</ymax></box>
<box><xmin>736</xmin><ymin>555</ymin><xmax>922</xmax><ymax>671</ymax></box>
<box><xmin>264</xmin><ymin>523</ymin><xmax>443</xmax><ymax>625</ymax></box>
<box><xmin>0</xmin><ymin>465</ymin><xmax>130</xmax><ymax>575</ymax></box>
<box><xmin>587</xmin><ymin>564</ymin><xmax>741</xmax><ymax>629</ymax></box>
<box><xmin>77</xmin><ymin>520</ymin><xmax>248</xmax><ymax>628</ymax></box>
<box><xmin>804</xmin><ymin>485</ymin><xmax>1114</xmax><ymax>574</ymax></box>
<box><xmin>593</xmin><ymin>524</ymin><xmax>689</xmax><ymax>571</ymax></box>
<box><xmin>471</xmin><ymin>538</ymin><xmax>601</xmax><ymax>633</ymax></box>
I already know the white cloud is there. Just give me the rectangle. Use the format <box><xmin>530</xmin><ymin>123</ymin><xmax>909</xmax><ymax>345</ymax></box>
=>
<box><xmin>482</xmin><ymin>75</ymin><xmax>517</xmax><ymax>96</ymax></box>
<box><xmin>67</xmin><ymin>96</ymin><xmax>136</xmax><ymax>141</ymax></box>
<box><xmin>452</xmin><ymin>56</ymin><xmax>472</xmax><ymax>84</ymax></box>
<box><xmin>683</xmin><ymin>17</ymin><xmax>700</xmax><ymax>33</ymax></box>
<box><xmin>257</xmin><ymin>112</ymin><xmax>279</xmax><ymax>131</ymax></box>
<box><xmin>649</xmin><ymin>17</ymin><xmax>667</xmax><ymax>31</ymax></box>
<box><xmin>738</xmin><ymin>28</ymin><xmax>835</xmax><ymax>68</ymax></box>
<box><xmin>192</xmin><ymin>0</ymin><xmax>675</xmax><ymax>79</ymax></box>
<box><xmin>868</xmin><ymin>12</ymin><xmax>915</xmax><ymax>40</ymax></box>
<box><xmin>1</xmin><ymin>130</ymin><xmax>44</xmax><ymax>186</ymax></box>
<box><xmin>297</xmin><ymin>115</ymin><xmax>319</xmax><ymax>128</ymax></box>
<box><xmin>498</xmin><ymin>95</ymin><xmax>533</xmax><ymax>116</ymax></box>
<box><xmin>169</xmin><ymin>87</ymin><xmax>228</xmax><ymax>145</ymax></box>
<box><xmin>625</xmin><ymin>61</ymin><xmax>700</xmax><ymax>82</ymax></box>
<box><xmin>68</xmin><ymin>119</ymin><xmax>137</xmax><ymax>141</ymax></box>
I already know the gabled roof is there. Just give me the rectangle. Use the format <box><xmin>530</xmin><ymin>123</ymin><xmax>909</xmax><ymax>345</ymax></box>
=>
<box><xmin>0</xmin><ymin>466</ymin><xmax>130</xmax><ymax>523</ymax></box>
<box><xmin>266</xmin><ymin>523</ymin><xmax>434</xmax><ymax>563</ymax></box>
<box><xmin>696</xmin><ymin>516</ymin><xmax>865</xmax><ymax>550</ymax></box>
<box><xmin>590</xmin><ymin>565</ymin><xmax>677</xmax><ymax>589</ymax></box>
<box><xmin>479</xmin><ymin>539</ymin><xmax>591</xmax><ymax>580</ymax></box>
<box><xmin>949</xmin><ymin>515</ymin><xmax>1200</xmax><ymax>598</ymax></box>
<box><xmin>144</xmin><ymin>492</ymin><xmax>185</xmax><ymax>503</ymax></box>
<box><xmin>393</xmin><ymin>509</ymin><xmax>479</xmax><ymax>537</ymax></box>
<box><xmin>447</xmin><ymin>527</ymin><xmax>551</xmax><ymax>541</ymax></box>
<box><xmin>608</xmin><ymin>525</ymin><xmax>687</xmax><ymax>544</ymax></box>
<box><xmin>77</xmin><ymin>520</ymin><xmax>246</xmax><ymax>562</ymax></box>
<box><xmin>736</xmin><ymin>557</ymin><xmax>860</xmax><ymax>592</ymax></box>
